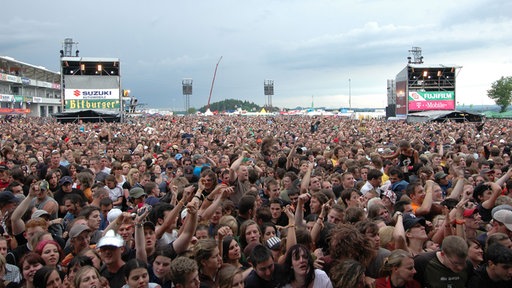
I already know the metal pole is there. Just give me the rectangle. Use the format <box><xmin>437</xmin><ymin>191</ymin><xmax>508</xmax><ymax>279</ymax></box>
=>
<box><xmin>207</xmin><ymin>56</ymin><xmax>223</xmax><ymax>111</ymax></box>
<box><xmin>349</xmin><ymin>78</ymin><xmax>351</xmax><ymax>109</ymax></box>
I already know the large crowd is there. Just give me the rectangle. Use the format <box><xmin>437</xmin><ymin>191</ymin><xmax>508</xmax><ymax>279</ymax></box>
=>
<box><xmin>0</xmin><ymin>115</ymin><xmax>512</xmax><ymax>288</ymax></box>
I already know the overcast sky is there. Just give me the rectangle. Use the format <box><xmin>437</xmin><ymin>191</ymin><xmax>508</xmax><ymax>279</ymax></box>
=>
<box><xmin>2</xmin><ymin>0</ymin><xmax>511</xmax><ymax>110</ymax></box>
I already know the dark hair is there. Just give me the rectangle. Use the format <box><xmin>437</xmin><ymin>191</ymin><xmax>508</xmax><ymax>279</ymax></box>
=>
<box><xmin>284</xmin><ymin>245</ymin><xmax>315</xmax><ymax>286</ymax></box>
<box><xmin>63</xmin><ymin>193</ymin><xmax>85</xmax><ymax>206</ymax></box>
<box><xmin>67</xmin><ymin>256</ymin><xmax>93</xmax><ymax>276</ymax></box>
<box><xmin>367</xmin><ymin>169</ymin><xmax>383</xmax><ymax>180</ymax></box>
<box><xmin>238</xmin><ymin>195</ymin><xmax>256</xmax><ymax>215</ymax></box>
<box><xmin>340</xmin><ymin>188</ymin><xmax>361</xmax><ymax>207</ymax></box>
<box><xmin>249</xmin><ymin>244</ymin><xmax>273</xmax><ymax>266</ymax></box>
<box><xmin>486</xmin><ymin>243</ymin><xmax>512</xmax><ymax>264</ymax></box>
<box><xmin>33</xmin><ymin>266</ymin><xmax>60</xmax><ymax>288</ymax></box>
<box><xmin>473</xmin><ymin>183</ymin><xmax>491</xmax><ymax>203</ymax></box>
<box><xmin>78</xmin><ymin>205</ymin><xmax>100</xmax><ymax>219</ymax></box>
<box><xmin>19</xmin><ymin>252</ymin><xmax>45</xmax><ymax>270</ymax></box>
<box><xmin>124</xmin><ymin>259</ymin><xmax>148</xmax><ymax>279</ymax></box>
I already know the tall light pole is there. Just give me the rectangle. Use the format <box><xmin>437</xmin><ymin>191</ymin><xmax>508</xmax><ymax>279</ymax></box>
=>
<box><xmin>349</xmin><ymin>78</ymin><xmax>352</xmax><ymax>109</ymax></box>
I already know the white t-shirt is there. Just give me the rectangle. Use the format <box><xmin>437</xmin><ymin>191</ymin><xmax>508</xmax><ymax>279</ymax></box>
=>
<box><xmin>282</xmin><ymin>269</ymin><xmax>333</xmax><ymax>288</ymax></box>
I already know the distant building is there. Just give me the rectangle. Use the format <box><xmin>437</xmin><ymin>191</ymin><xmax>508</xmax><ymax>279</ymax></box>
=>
<box><xmin>0</xmin><ymin>56</ymin><xmax>61</xmax><ymax>117</ymax></box>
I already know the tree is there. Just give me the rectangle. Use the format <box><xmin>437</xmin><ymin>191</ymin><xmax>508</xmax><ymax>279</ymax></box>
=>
<box><xmin>487</xmin><ymin>76</ymin><xmax>512</xmax><ymax>113</ymax></box>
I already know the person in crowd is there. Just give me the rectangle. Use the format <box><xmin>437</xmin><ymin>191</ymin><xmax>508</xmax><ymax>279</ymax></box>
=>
<box><xmin>414</xmin><ymin>235</ymin><xmax>472</xmax><ymax>287</ymax></box>
<box><xmin>376</xmin><ymin>249</ymin><xmax>421</xmax><ymax>288</ymax></box>
<box><xmin>468</xmin><ymin>243</ymin><xmax>512</xmax><ymax>287</ymax></box>
<box><xmin>282</xmin><ymin>244</ymin><xmax>333</xmax><ymax>288</ymax></box>
<box><xmin>194</xmin><ymin>238</ymin><xmax>222</xmax><ymax>288</ymax></box>
<box><xmin>73</xmin><ymin>265</ymin><xmax>103</xmax><ymax>288</ymax></box>
<box><xmin>217</xmin><ymin>264</ymin><xmax>244</xmax><ymax>288</ymax></box>
<box><xmin>169</xmin><ymin>256</ymin><xmax>200</xmax><ymax>288</ymax></box>
<box><xmin>121</xmin><ymin>259</ymin><xmax>160</xmax><ymax>288</ymax></box>
<box><xmin>97</xmin><ymin>230</ymin><xmax>127</xmax><ymax>288</ymax></box>
<box><xmin>244</xmin><ymin>244</ymin><xmax>287</xmax><ymax>288</ymax></box>
<box><xmin>19</xmin><ymin>252</ymin><xmax>45</xmax><ymax>288</ymax></box>
<box><xmin>33</xmin><ymin>266</ymin><xmax>62</xmax><ymax>288</ymax></box>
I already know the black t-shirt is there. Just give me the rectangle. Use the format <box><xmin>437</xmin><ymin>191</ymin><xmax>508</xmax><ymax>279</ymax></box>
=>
<box><xmin>53</xmin><ymin>188</ymin><xmax>88</xmax><ymax>217</ymax></box>
<box><xmin>6</xmin><ymin>243</ymin><xmax>30</xmax><ymax>267</ymax></box>
<box><xmin>100</xmin><ymin>264</ymin><xmax>127</xmax><ymax>288</ymax></box>
<box><xmin>414</xmin><ymin>251</ymin><xmax>471</xmax><ymax>288</ymax></box>
<box><xmin>467</xmin><ymin>265</ymin><xmax>512</xmax><ymax>288</ymax></box>
<box><xmin>245</xmin><ymin>263</ymin><xmax>287</xmax><ymax>288</ymax></box>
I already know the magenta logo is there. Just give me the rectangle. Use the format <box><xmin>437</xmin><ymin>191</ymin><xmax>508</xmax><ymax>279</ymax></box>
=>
<box><xmin>73</xmin><ymin>90</ymin><xmax>81</xmax><ymax>97</ymax></box>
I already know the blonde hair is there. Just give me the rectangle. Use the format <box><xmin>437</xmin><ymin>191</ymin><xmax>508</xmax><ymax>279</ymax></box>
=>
<box><xmin>219</xmin><ymin>215</ymin><xmax>238</xmax><ymax>235</ymax></box>
<box><xmin>379</xmin><ymin>249</ymin><xmax>412</xmax><ymax>277</ymax></box>
<box><xmin>379</xmin><ymin>226</ymin><xmax>394</xmax><ymax>249</ymax></box>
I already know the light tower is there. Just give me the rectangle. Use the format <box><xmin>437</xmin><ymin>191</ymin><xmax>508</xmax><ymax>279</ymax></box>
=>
<box><xmin>182</xmin><ymin>78</ymin><xmax>192</xmax><ymax>114</ymax></box>
<box><xmin>264</xmin><ymin>80</ymin><xmax>274</xmax><ymax>109</ymax></box>
<box><xmin>407</xmin><ymin>46</ymin><xmax>424</xmax><ymax>64</ymax></box>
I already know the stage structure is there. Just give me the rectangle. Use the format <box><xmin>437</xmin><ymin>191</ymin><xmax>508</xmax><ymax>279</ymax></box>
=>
<box><xmin>264</xmin><ymin>80</ymin><xmax>274</xmax><ymax>109</ymax></box>
<box><xmin>182</xmin><ymin>78</ymin><xmax>192</xmax><ymax>114</ymax></box>
<box><xmin>59</xmin><ymin>38</ymin><xmax>123</xmax><ymax>121</ymax></box>
<box><xmin>389</xmin><ymin>47</ymin><xmax>461</xmax><ymax>118</ymax></box>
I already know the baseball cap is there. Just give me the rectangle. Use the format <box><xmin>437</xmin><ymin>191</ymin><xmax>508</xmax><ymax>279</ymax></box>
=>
<box><xmin>0</xmin><ymin>191</ymin><xmax>21</xmax><ymax>204</ymax></box>
<box><xmin>192</xmin><ymin>154</ymin><xmax>203</xmax><ymax>162</ymax></box>
<box><xmin>69</xmin><ymin>224</ymin><xmax>91</xmax><ymax>239</ymax></box>
<box><xmin>107</xmin><ymin>208</ymin><xmax>123</xmax><ymax>223</ymax></box>
<box><xmin>165</xmin><ymin>163</ymin><xmax>174</xmax><ymax>169</ymax></box>
<box><xmin>59</xmin><ymin>176</ymin><xmax>73</xmax><ymax>185</ymax></box>
<box><xmin>97</xmin><ymin>229</ymin><xmax>124</xmax><ymax>248</ymax></box>
<box><xmin>434</xmin><ymin>172</ymin><xmax>448</xmax><ymax>181</ymax></box>
<box><xmin>493</xmin><ymin>210</ymin><xmax>512</xmax><ymax>231</ymax></box>
<box><xmin>491</xmin><ymin>205</ymin><xmax>512</xmax><ymax>217</ymax></box>
<box><xmin>129</xmin><ymin>187</ymin><xmax>146</xmax><ymax>199</ymax></box>
<box><xmin>402</xmin><ymin>213</ymin><xmax>426</xmax><ymax>231</ymax></box>
<box><xmin>31</xmin><ymin>210</ymin><xmax>50</xmax><ymax>220</ymax></box>
<box><xmin>40</xmin><ymin>180</ymin><xmax>49</xmax><ymax>191</ymax></box>
<box><xmin>174</xmin><ymin>153</ymin><xmax>183</xmax><ymax>161</ymax></box>
<box><xmin>463</xmin><ymin>207</ymin><xmax>478</xmax><ymax>218</ymax></box>
<box><xmin>266</xmin><ymin>236</ymin><xmax>281</xmax><ymax>251</ymax></box>
<box><xmin>480</xmin><ymin>168</ymin><xmax>494</xmax><ymax>175</ymax></box>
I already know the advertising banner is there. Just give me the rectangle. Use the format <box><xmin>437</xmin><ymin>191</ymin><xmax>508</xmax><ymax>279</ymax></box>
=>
<box><xmin>64</xmin><ymin>88</ymin><xmax>120</xmax><ymax>110</ymax></box>
<box><xmin>408</xmin><ymin>91</ymin><xmax>455</xmax><ymax>111</ymax></box>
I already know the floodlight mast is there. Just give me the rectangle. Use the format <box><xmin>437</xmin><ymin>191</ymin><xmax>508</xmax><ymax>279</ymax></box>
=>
<box><xmin>206</xmin><ymin>56</ymin><xmax>223</xmax><ymax>111</ymax></box>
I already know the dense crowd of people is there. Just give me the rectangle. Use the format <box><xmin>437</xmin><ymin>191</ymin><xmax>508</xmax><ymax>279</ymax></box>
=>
<box><xmin>0</xmin><ymin>115</ymin><xmax>512</xmax><ymax>288</ymax></box>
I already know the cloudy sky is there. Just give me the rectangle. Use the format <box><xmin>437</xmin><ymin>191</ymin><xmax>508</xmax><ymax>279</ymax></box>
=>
<box><xmin>2</xmin><ymin>0</ymin><xmax>511</xmax><ymax>110</ymax></box>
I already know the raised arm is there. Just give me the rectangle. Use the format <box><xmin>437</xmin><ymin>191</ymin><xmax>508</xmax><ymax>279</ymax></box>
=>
<box><xmin>311</xmin><ymin>201</ymin><xmax>329</xmax><ymax>245</ymax></box>
<box><xmin>392</xmin><ymin>213</ymin><xmax>408</xmax><ymax>251</ymax></box>
<box><xmin>11</xmin><ymin>183</ymin><xmax>37</xmax><ymax>235</ymax></box>
<box><xmin>415</xmin><ymin>180</ymin><xmax>434</xmax><ymax>216</ymax></box>
<box><xmin>294</xmin><ymin>193</ymin><xmax>309</xmax><ymax>228</ymax></box>
<box><xmin>300</xmin><ymin>162</ymin><xmax>314</xmax><ymax>194</ymax></box>
<box><xmin>285</xmin><ymin>145</ymin><xmax>297</xmax><ymax>170</ymax></box>
<box><xmin>278</xmin><ymin>206</ymin><xmax>296</xmax><ymax>264</ymax></box>
<box><xmin>171</xmin><ymin>201</ymin><xmax>199</xmax><ymax>255</ymax></box>
<box><xmin>134</xmin><ymin>207</ymin><xmax>151</xmax><ymax>263</ymax></box>
<box><xmin>495</xmin><ymin>166</ymin><xmax>512</xmax><ymax>187</ymax></box>
<box><xmin>446</xmin><ymin>166</ymin><xmax>465</xmax><ymax>200</ymax></box>
<box><xmin>481</xmin><ymin>182</ymin><xmax>502</xmax><ymax>210</ymax></box>
<box><xmin>229</xmin><ymin>151</ymin><xmax>248</xmax><ymax>183</ymax></box>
